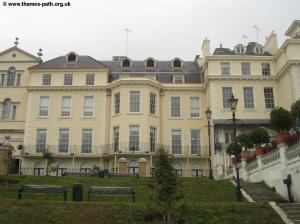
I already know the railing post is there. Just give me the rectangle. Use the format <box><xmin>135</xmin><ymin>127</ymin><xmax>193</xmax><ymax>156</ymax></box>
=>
<box><xmin>241</xmin><ymin>159</ymin><xmax>248</xmax><ymax>181</ymax></box>
<box><xmin>257</xmin><ymin>155</ymin><xmax>263</xmax><ymax>170</ymax></box>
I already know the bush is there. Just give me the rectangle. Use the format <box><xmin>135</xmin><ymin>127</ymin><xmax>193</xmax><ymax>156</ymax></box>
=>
<box><xmin>237</xmin><ymin>133</ymin><xmax>253</xmax><ymax>149</ymax></box>
<box><xmin>270</xmin><ymin>107</ymin><xmax>293</xmax><ymax>132</ymax></box>
<box><xmin>226</xmin><ymin>143</ymin><xmax>242</xmax><ymax>156</ymax></box>
<box><xmin>291</xmin><ymin>99</ymin><xmax>300</xmax><ymax>119</ymax></box>
<box><xmin>250</xmin><ymin>128</ymin><xmax>270</xmax><ymax>147</ymax></box>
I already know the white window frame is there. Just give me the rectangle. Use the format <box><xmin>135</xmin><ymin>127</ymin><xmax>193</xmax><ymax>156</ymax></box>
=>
<box><xmin>113</xmin><ymin>126</ymin><xmax>120</xmax><ymax>152</ymax></box>
<box><xmin>243</xmin><ymin>87</ymin><xmax>254</xmax><ymax>109</ymax></box>
<box><xmin>170</xmin><ymin>96</ymin><xmax>181</xmax><ymax>118</ymax></box>
<box><xmin>222</xmin><ymin>87</ymin><xmax>232</xmax><ymax>109</ymax></box>
<box><xmin>114</xmin><ymin>93</ymin><xmax>120</xmax><ymax>114</ymax></box>
<box><xmin>261</xmin><ymin>63</ymin><xmax>271</xmax><ymax>76</ymax></box>
<box><xmin>150</xmin><ymin>93</ymin><xmax>156</xmax><ymax>114</ymax></box>
<box><xmin>150</xmin><ymin>126</ymin><xmax>157</xmax><ymax>152</ymax></box>
<box><xmin>264</xmin><ymin>87</ymin><xmax>275</xmax><ymax>109</ymax></box>
<box><xmin>36</xmin><ymin>129</ymin><xmax>47</xmax><ymax>153</ymax></box>
<box><xmin>221</xmin><ymin>62</ymin><xmax>230</xmax><ymax>75</ymax></box>
<box><xmin>85</xmin><ymin>74</ymin><xmax>95</xmax><ymax>85</ymax></box>
<box><xmin>129</xmin><ymin>91</ymin><xmax>140</xmax><ymax>113</ymax></box>
<box><xmin>173</xmin><ymin>75</ymin><xmax>185</xmax><ymax>84</ymax></box>
<box><xmin>58</xmin><ymin>128</ymin><xmax>69</xmax><ymax>153</ymax></box>
<box><xmin>64</xmin><ymin>74</ymin><xmax>73</xmax><ymax>85</ymax></box>
<box><xmin>129</xmin><ymin>125</ymin><xmax>140</xmax><ymax>151</ymax></box>
<box><xmin>241</xmin><ymin>62</ymin><xmax>251</xmax><ymax>75</ymax></box>
<box><xmin>191</xmin><ymin>129</ymin><xmax>201</xmax><ymax>155</ymax></box>
<box><xmin>42</xmin><ymin>74</ymin><xmax>51</xmax><ymax>85</ymax></box>
<box><xmin>171</xmin><ymin>129</ymin><xmax>182</xmax><ymax>154</ymax></box>
<box><xmin>190</xmin><ymin>97</ymin><xmax>200</xmax><ymax>118</ymax></box>
<box><xmin>83</xmin><ymin>96</ymin><xmax>94</xmax><ymax>117</ymax></box>
<box><xmin>39</xmin><ymin>96</ymin><xmax>49</xmax><ymax>117</ymax></box>
<box><xmin>61</xmin><ymin>96</ymin><xmax>72</xmax><ymax>117</ymax></box>
<box><xmin>81</xmin><ymin>129</ymin><xmax>93</xmax><ymax>153</ymax></box>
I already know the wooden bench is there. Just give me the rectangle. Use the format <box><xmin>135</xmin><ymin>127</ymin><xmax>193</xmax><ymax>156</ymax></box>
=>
<box><xmin>63</xmin><ymin>172</ymin><xmax>94</xmax><ymax>177</ymax></box>
<box><xmin>107</xmin><ymin>173</ymin><xmax>139</xmax><ymax>178</ymax></box>
<box><xmin>88</xmin><ymin>186</ymin><xmax>136</xmax><ymax>202</ymax></box>
<box><xmin>18</xmin><ymin>185</ymin><xmax>67</xmax><ymax>201</ymax></box>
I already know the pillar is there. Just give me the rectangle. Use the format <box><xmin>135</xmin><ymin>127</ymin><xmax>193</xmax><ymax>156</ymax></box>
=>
<box><xmin>138</xmin><ymin>158</ymin><xmax>147</xmax><ymax>177</ymax></box>
<box><xmin>118</xmin><ymin>158</ymin><xmax>127</xmax><ymax>174</ymax></box>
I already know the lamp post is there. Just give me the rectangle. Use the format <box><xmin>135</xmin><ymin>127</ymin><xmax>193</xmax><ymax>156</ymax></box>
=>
<box><xmin>229</xmin><ymin>94</ymin><xmax>242</xmax><ymax>202</ymax></box>
<box><xmin>205</xmin><ymin>107</ymin><xmax>213</xmax><ymax>180</ymax></box>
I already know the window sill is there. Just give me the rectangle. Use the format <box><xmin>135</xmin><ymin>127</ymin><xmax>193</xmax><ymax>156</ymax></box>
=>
<box><xmin>127</xmin><ymin>112</ymin><xmax>143</xmax><ymax>115</ymax></box>
<box><xmin>0</xmin><ymin>119</ymin><xmax>19</xmax><ymax>122</ymax></box>
<box><xmin>58</xmin><ymin>117</ymin><xmax>72</xmax><ymax>120</ymax></box>
<box><xmin>148</xmin><ymin>113</ymin><xmax>159</xmax><ymax>118</ymax></box>
<box><xmin>112</xmin><ymin>113</ymin><xmax>121</xmax><ymax>118</ymax></box>
<box><xmin>169</xmin><ymin>117</ymin><xmax>183</xmax><ymax>120</ymax></box>
<box><xmin>243</xmin><ymin>109</ymin><xmax>258</xmax><ymax>112</ymax></box>
<box><xmin>188</xmin><ymin>117</ymin><xmax>201</xmax><ymax>120</ymax></box>
<box><xmin>80</xmin><ymin>116</ymin><xmax>95</xmax><ymax>120</ymax></box>
<box><xmin>36</xmin><ymin>116</ymin><xmax>50</xmax><ymax>120</ymax></box>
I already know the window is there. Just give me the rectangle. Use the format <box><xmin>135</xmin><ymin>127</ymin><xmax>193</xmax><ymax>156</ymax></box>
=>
<box><xmin>171</xmin><ymin>129</ymin><xmax>182</xmax><ymax>154</ymax></box>
<box><xmin>39</xmin><ymin>96</ymin><xmax>49</xmax><ymax>117</ymax></box>
<box><xmin>222</xmin><ymin>87</ymin><xmax>232</xmax><ymax>109</ymax></box>
<box><xmin>171</xmin><ymin>97</ymin><xmax>180</xmax><ymax>117</ymax></box>
<box><xmin>114</xmin><ymin>93</ymin><xmax>120</xmax><ymax>114</ymax></box>
<box><xmin>85</xmin><ymin>74</ymin><xmax>94</xmax><ymax>85</ymax></box>
<box><xmin>42</xmin><ymin>74</ymin><xmax>51</xmax><ymax>85</ymax></box>
<box><xmin>128</xmin><ymin>161</ymin><xmax>139</xmax><ymax>174</ymax></box>
<box><xmin>192</xmin><ymin>164</ymin><xmax>202</xmax><ymax>177</ymax></box>
<box><xmin>7</xmin><ymin>67</ymin><xmax>16</xmax><ymax>86</ymax></box>
<box><xmin>221</xmin><ymin>62</ymin><xmax>230</xmax><ymax>75</ymax></box>
<box><xmin>81</xmin><ymin>129</ymin><xmax>92</xmax><ymax>153</ymax></box>
<box><xmin>173</xmin><ymin>76</ymin><xmax>184</xmax><ymax>84</ymax></box>
<box><xmin>264</xmin><ymin>87</ymin><xmax>275</xmax><ymax>109</ymax></box>
<box><xmin>150</xmin><ymin>93</ymin><xmax>156</xmax><ymax>114</ymax></box>
<box><xmin>34</xmin><ymin>162</ymin><xmax>44</xmax><ymax>176</ymax></box>
<box><xmin>36</xmin><ymin>129</ymin><xmax>47</xmax><ymax>153</ymax></box>
<box><xmin>174</xmin><ymin>164</ymin><xmax>182</xmax><ymax>176</ymax></box>
<box><xmin>236</xmin><ymin>45</ymin><xmax>245</xmax><ymax>53</ymax></box>
<box><xmin>146</xmin><ymin>59</ymin><xmax>155</xmax><ymax>68</ymax></box>
<box><xmin>243</xmin><ymin>87</ymin><xmax>254</xmax><ymax>109</ymax></box>
<box><xmin>12</xmin><ymin>106</ymin><xmax>16</xmax><ymax>120</ymax></box>
<box><xmin>150</xmin><ymin>127</ymin><xmax>157</xmax><ymax>152</ymax></box>
<box><xmin>255</xmin><ymin>45</ymin><xmax>264</xmax><ymax>53</ymax></box>
<box><xmin>60</xmin><ymin>96</ymin><xmax>71</xmax><ymax>117</ymax></box>
<box><xmin>261</xmin><ymin>63</ymin><xmax>271</xmax><ymax>75</ymax></box>
<box><xmin>173</xmin><ymin>59</ymin><xmax>182</xmax><ymax>68</ymax></box>
<box><xmin>64</xmin><ymin>74</ymin><xmax>73</xmax><ymax>85</ymax></box>
<box><xmin>190</xmin><ymin>97</ymin><xmax>200</xmax><ymax>117</ymax></box>
<box><xmin>83</xmin><ymin>96</ymin><xmax>94</xmax><ymax>116</ymax></box>
<box><xmin>225</xmin><ymin>131</ymin><xmax>234</xmax><ymax>143</ymax></box>
<box><xmin>241</xmin><ymin>62</ymin><xmax>251</xmax><ymax>75</ymax></box>
<box><xmin>57</xmin><ymin>163</ymin><xmax>67</xmax><ymax>176</ymax></box>
<box><xmin>122</xmin><ymin>59</ymin><xmax>130</xmax><ymax>67</ymax></box>
<box><xmin>129</xmin><ymin>125</ymin><xmax>139</xmax><ymax>151</ymax></box>
<box><xmin>130</xmin><ymin>91</ymin><xmax>140</xmax><ymax>112</ymax></box>
<box><xmin>191</xmin><ymin>130</ymin><xmax>201</xmax><ymax>155</ymax></box>
<box><xmin>58</xmin><ymin>129</ymin><xmax>69</xmax><ymax>153</ymax></box>
<box><xmin>67</xmin><ymin>53</ymin><xmax>76</xmax><ymax>62</ymax></box>
<box><xmin>2</xmin><ymin>99</ymin><xmax>12</xmax><ymax>120</ymax></box>
<box><xmin>80</xmin><ymin>162</ymin><xmax>92</xmax><ymax>173</ymax></box>
<box><xmin>113</xmin><ymin>126</ymin><xmax>119</xmax><ymax>152</ymax></box>
<box><xmin>1</xmin><ymin>74</ymin><xmax>5</xmax><ymax>86</ymax></box>
<box><xmin>16</xmin><ymin>74</ymin><xmax>21</xmax><ymax>86</ymax></box>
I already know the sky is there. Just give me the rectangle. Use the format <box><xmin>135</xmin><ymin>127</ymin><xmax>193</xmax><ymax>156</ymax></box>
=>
<box><xmin>0</xmin><ymin>0</ymin><xmax>299</xmax><ymax>61</ymax></box>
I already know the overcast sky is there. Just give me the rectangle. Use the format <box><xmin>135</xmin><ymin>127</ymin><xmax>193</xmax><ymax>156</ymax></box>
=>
<box><xmin>0</xmin><ymin>0</ymin><xmax>299</xmax><ymax>61</ymax></box>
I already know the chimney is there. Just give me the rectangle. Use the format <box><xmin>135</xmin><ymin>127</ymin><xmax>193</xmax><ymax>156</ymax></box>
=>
<box><xmin>264</xmin><ymin>31</ymin><xmax>278</xmax><ymax>55</ymax></box>
<box><xmin>202</xmin><ymin>37</ymin><xmax>211</xmax><ymax>58</ymax></box>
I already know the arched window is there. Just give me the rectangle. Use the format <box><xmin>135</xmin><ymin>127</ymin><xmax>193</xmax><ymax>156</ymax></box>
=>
<box><xmin>255</xmin><ymin>45</ymin><xmax>264</xmax><ymax>53</ymax></box>
<box><xmin>57</xmin><ymin>162</ymin><xmax>67</xmax><ymax>176</ymax></box>
<box><xmin>122</xmin><ymin>59</ymin><xmax>131</xmax><ymax>67</ymax></box>
<box><xmin>34</xmin><ymin>162</ymin><xmax>44</xmax><ymax>176</ymax></box>
<box><xmin>2</xmin><ymin>99</ymin><xmax>12</xmax><ymax>120</ymax></box>
<box><xmin>192</xmin><ymin>164</ymin><xmax>202</xmax><ymax>177</ymax></box>
<box><xmin>173</xmin><ymin>59</ymin><xmax>182</xmax><ymax>68</ymax></box>
<box><xmin>67</xmin><ymin>53</ymin><xmax>77</xmax><ymax>62</ymax></box>
<box><xmin>128</xmin><ymin>161</ymin><xmax>139</xmax><ymax>174</ymax></box>
<box><xmin>7</xmin><ymin>67</ymin><xmax>16</xmax><ymax>86</ymax></box>
<box><xmin>174</xmin><ymin>164</ymin><xmax>182</xmax><ymax>176</ymax></box>
<box><xmin>235</xmin><ymin>45</ymin><xmax>245</xmax><ymax>53</ymax></box>
<box><xmin>146</xmin><ymin>59</ymin><xmax>155</xmax><ymax>68</ymax></box>
<box><xmin>80</xmin><ymin>162</ymin><xmax>92</xmax><ymax>173</ymax></box>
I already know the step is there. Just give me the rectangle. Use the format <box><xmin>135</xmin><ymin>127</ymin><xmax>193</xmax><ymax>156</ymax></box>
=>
<box><xmin>279</xmin><ymin>203</ymin><xmax>300</xmax><ymax>209</ymax></box>
<box><xmin>284</xmin><ymin>210</ymin><xmax>300</xmax><ymax>215</ymax></box>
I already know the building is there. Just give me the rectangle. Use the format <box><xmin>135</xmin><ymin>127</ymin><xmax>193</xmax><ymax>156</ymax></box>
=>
<box><xmin>0</xmin><ymin>21</ymin><xmax>300</xmax><ymax>177</ymax></box>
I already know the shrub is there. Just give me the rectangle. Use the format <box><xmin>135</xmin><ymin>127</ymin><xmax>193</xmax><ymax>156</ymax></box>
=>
<box><xmin>237</xmin><ymin>133</ymin><xmax>253</xmax><ymax>149</ymax></box>
<box><xmin>270</xmin><ymin>107</ymin><xmax>293</xmax><ymax>132</ymax></box>
<box><xmin>226</xmin><ymin>143</ymin><xmax>242</xmax><ymax>156</ymax></box>
<box><xmin>250</xmin><ymin>128</ymin><xmax>270</xmax><ymax>147</ymax></box>
<box><xmin>291</xmin><ymin>99</ymin><xmax>300</xmax><ymax>119</ymax></box>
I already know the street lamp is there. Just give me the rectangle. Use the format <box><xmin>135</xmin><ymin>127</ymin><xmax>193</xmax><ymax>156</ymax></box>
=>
<box><xmin>229</xmin><ymin>94</ymin><xmax>242</xmax><ymax>202</ymax></box>
<box><xmin>205</xmin><ymin>107</ymin><xmax>213</xmax><ymax>180</ymax></box>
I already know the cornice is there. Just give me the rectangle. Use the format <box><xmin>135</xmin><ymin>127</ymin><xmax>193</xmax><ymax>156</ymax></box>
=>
<box><xmin>28</xmin><ymin>68</ymin><xmax>110</xmax><ymax>72</ymax></box>
<box><xmin>205</xmin><ymin>75</ymin><xmax>276</xmax><ymax>82</ymax></box>
<box><xmin>27</xmin><ymin>85</ymin><xmax>107</xmax><ymax>92</ymax></box>
<box><xmin>275</xmin><ymin>59</ymin><xmax>300</xmax><ymax>80</ymax></box>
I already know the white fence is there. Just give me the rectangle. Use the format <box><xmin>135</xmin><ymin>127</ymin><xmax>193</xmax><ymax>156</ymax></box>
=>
<box><xmin>228</xmin><ymin>142</ymin><xmax>300</xmax><ymax>202</ymax></box>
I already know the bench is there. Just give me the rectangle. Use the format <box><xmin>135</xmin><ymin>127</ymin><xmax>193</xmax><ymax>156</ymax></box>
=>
<box><xmin>18</xmin><ymin>185</ymin><xmax>67</xmax><ymax>201</ymax></box>
<box><xmin>63</xmin><ymin>172</ymin><xmax>94</xmax><ymax>177</ymax></box>
<box><xmin>88</xmin><ymin>186</ymin><xmax>136</xmax><ymax>202</ymax></box>
<box><xmin>107</xmin><ymin>173</ymin><xmax>139</xmax><ymax>178</ymax></box>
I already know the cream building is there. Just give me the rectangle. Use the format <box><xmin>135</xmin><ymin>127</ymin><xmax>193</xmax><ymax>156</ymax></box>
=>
<box><xmin>1</xmin><ymin>21</ymin><xmax>300</xmax><ymax>177</ymax></box>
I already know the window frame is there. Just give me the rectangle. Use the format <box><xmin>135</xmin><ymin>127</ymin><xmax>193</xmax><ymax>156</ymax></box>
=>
<box><xmin>85</xmin><ymin>74</ymin><xmax>95</xmax><ymax>85</ymax></box>
<box><xmin>190</xmin><ymin>97</ymin><xmax>200</xmax><ymax>118</ymax></box>
<box><xmin>61</xmin><ymin>96</ymin><xmax>72</xmax><ymax>117</ymax></box>
<box><xmin>36</xmin><ymin>129</ymin><xmax>47</xmax><ymax>153</ymax></box>
<box><xmin>58</xmin><ymin>128</ymin><xmax>69</xmax><ymax>153</ymax></box>
<box><xmin>129</xmin><ymin>91</ymin><xmax>140</xmax><ymax>113</ymax></box>
<box><xmin>42</xmin><ymin>74</ymin><xmax>51</xmax><ymax>86</ymax></box>
<box><xmin>220</xmin><ymin>62</ymin><xmax>230</xmax><ymax>75</ymax></box>
<box><xmin>64</xmin><ymin>74</ymin><xmax>73</xmax><ymax>85</ymax></box>
<box><xmin>113</xmin><ymin>126</ymin><xmax>120</xmax><ymax>152</ymax></box>
<box><xmin>170</xmin><ymin>96</ymin><xmax>181</xmax><ymax>118</ymax></box>
<box><xmin>81</xmin><ymin>129</ymin><xmax>93</xmax><ymax>153</ymax></box>
<box><xmin>149</xmin><ymin>93</ymin><xmax>156</xmax><ymax>114</ymax></box>
<box><xmin>241</xmin><ymin>62</ymin><xmax>251</xmax><ymax>75</ymax></box>
<box><xmin>264</xmin><ymin>87</ymin><xmax>275</xmax><ymax>109</ymax></box>
<box><xmin>171</xmin><ymin>129</ymin><xmax>182</xmax><ymax>154</ymax></box>
<box><xmin>150</xmin><ymin>126</ymin><xmax>157</xmax><ymax>152</ymax></box>
<box><xmin>83</xmin><ymin>96</ymin><xmax>94</xmax><ymax>117</ymax></box>
<box><xmin>114</xmin><ymin>93</ymin><xmax>120</xmax><ymax>114</ymax></box>
<box><xmin>261</xmin><ymin>63</ymin><xmax>271</xmax><ymax>76</ymax></box>
<box><xmin>129</xmin><ymin>125</ymin><xmax>140</xmax><ymax>151</ymax></box>
<box><xmin>222</xmin><ymin>87</ymin><xmax>232</xmax><ymax>109</ymax></box>
<box><xmin>191</xmin><ymin>129</ymin><xmax>201</xmax><ymax>155</ymax></box>
<box><xmin>39</xmin><ymin>96</ymin><xmax>49</xmax><ymax>117</ymax></box>
<box><xmin>243</xmin><ymin>87</ymin><xmax>255</xmax><ymax>109</ymax></box>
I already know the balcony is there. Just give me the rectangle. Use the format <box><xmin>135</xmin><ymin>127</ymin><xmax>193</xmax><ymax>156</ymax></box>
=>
<box><xmin>22</xmin><ymin>143</ymin><xmax>209</xmax><ymax>158</ymax></box>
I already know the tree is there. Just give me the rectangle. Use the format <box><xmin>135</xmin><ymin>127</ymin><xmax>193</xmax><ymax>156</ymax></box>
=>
<box><xmin>291</xmin><ymin>100</ymin><xmax>300</xmax><ymax>128</ymax></box>
<box><xmin>43</xmin><ymin>146</ymin><xmax>55</xmax><ymax>176</ymax></box>
<box><xmin>149</xmin><ymin>148</ymin><xmax>188</xmax><ymax>224</ymax></box>
<box><xmin>250</xmin><ymin>128</ymin><xmax>270</xmax><ymax>147</ymax></box>
<box><xmin>270</xmin><ymin>107</ymin><xmax>293</xmax><ymax>132</ymax></box>
<box><xmin>237</xmin><ymin>133</ymin><xmax>253</xmax><ymax>149</ymax></box>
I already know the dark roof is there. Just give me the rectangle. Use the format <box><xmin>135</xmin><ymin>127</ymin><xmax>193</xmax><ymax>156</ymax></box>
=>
<box><xmin>29</xmin><ymin>56</ymin><xmax>108</xmax><ymax>70</ymax></box>
<box><xmin>100</xmin><ymin>60</ymin><xmax>202</xmax><ymax>84</ymax></box>
<box><xmin>213</xmin><ymin>119</ymin><xmax>271</xmax><ymax>126</ymax></box>
<box><xmin>213</xmin><ymin>42</ymin><xmax>273</xmax><ymax>56</ymax></box>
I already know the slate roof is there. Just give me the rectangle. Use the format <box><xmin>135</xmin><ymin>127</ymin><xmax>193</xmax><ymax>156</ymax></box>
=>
<box><xmin>213</xmin><ymin>42</ymin><xmax>273</xmax><ymax>56</ymax></box>
<box><xmin>100</xmin><ymin>60</ymin><xmax>202</xmax><ymax>84</ymax></box>
<box><xmin>29</xmin><ymin>56</ymin><xmax>108</xmax><ymax>70</ymax></box>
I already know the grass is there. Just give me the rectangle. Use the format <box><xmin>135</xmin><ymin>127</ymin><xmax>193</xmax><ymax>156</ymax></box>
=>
<box><xmin>0</xmin><ymin>175</ymin><xmax>284</xmax><ymax>224</ymax></box>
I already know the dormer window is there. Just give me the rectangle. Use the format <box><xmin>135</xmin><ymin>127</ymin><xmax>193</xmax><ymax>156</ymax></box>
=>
<box><xmin>173</xmin><ymin>75</ymin><xmax>185</xmax><ymax>84</ymax></box>
<box><xmin>66</xmin><ymin>53</ymin><xmax>77</xmax><ymax>63</ymax></box>
<box><xmin>173</xmin><ymin>59</ymin><xmax>182</xmax><ymax>68</ymax></box>
<box><xmin>122</xmin><ymin>59</ymin><xmax>131</xmax><ymax>67</ymax></box>
<box><xmin>235</xmin><ymin>44</ymin><xmax>245</xmax><ymax>53</ymax></box>
<box><xmin>255</xmin><ymin>45</ymin><xmax>264</xmax><ymax>54</ymax></box>
<box><xmin>145</xmin><ymin>58</ymin><xmax>155</xmax><ymax>68</ymax></box>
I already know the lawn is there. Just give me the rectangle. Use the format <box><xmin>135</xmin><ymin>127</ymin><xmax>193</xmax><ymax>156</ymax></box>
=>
<box><xmin>0</xmin><ymin>175</ymin><xmax>283</xmax><ymax>224</ymax></box>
